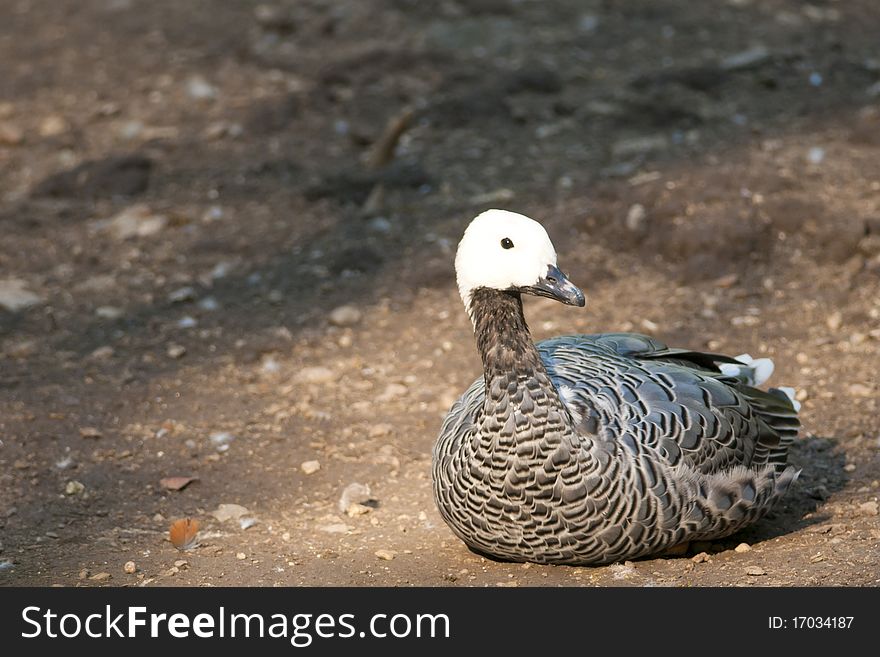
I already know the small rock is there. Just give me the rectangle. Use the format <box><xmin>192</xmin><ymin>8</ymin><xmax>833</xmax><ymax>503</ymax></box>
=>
<box><xmin>4</xmin><ymin>339</ymin><xmax>37</xmax><ymax>358</ymax></box>
<box><xmin>849</xmin><ymin>383</ymin><xmax>873</xmax><ymax>397</ymax></box>
<box><xmin>79</xmin><ymin>427</ymin><xmax>102</xmax><ymax>439</ymax></box>
<box><xmin>691</xmin><ymin>552</ymin><xmax>710</xmax><ymax>563</ymax></box>
<box><xmin>859</xmin><ymin>501</ymin><xmax>879</xmax><ymax>516</ymax></box>
<box><xmin>0</xmin><ymin>121</ymin><xmax>24</xmax><ymax>145</ymax></box>
<box><xmin>64</xmin><ymin>480</ymin><xmax>85</xmax><ymax>496</ymax></box>
<box><xmin>95</xmin><ymin>306</ymin><xmax>124</xmax><ymax>320</ymax></box>
<box><xmin>55</xmin><ymin>456</ymin><xmax>75</xmax><ymax>470</ymax></box>
<box><xmin>329</xmin><ymin>305</ymin><xmax>362</xmax><ymax>327</ymax></box>
<box><xmin>734</xmin><ymin>543</ymin><xmax>751</xmax><ymax>553</ymax></box>
<box><xmin>0</xmin><ymin>278</ymin><xmax>43</xmax><ymax>312</ymax></box>
<box><xmin>209</xmin><ymin>432</ymin><xmax>235</xmax><ymax>449</ymax></box>
<box><xmin>186</xmin><ymin>75</ymin><xmax>218</xmax><ymax>101</ymax></box>
<box><xmin>0</xmin><ymin>560</ymin><xmax>13</xmax><ymax>572</ymax></box>
<box><xmin>346</xmin><ymin>503</ymin><xmax>372</xmax><ymax>517</ymax></box>
<box><xmin>807</xmin><ymin>146</ymin><xmax>825</xmax><ymax>164</ymax></box>
<box><xmin>166</xmin><ymin>344</ymin><xmax>186</xmax><ymax>359</ymax></box>
<box><xmin>239</xmin><ymin>517</ymin><xmax>258</xmax><ymax>530</ymax></box>
<box><xmin>368</xmin><ymin>424</ymin><xmax>393</xmax><ymax>438</ymax></box>
<box><xmin>90</xmin><ymin>345</ymin><xmax>115</xmax><ymax>360</ymax></box>
<box><xmin>745</xmin><ymin>566</ymin><xmax>766</xmax><ymax>576</ymax></box>
<box><xmin>89</xmin><ymin>572</ymin><xmax>112</xmax><ymax>582</ymax></box>
<box><xmin>123</xmin><ymin>561</ymin><xmax>137</xmax><ymax>574</ymax></box>
<box><xmin>236</xmin><ymin>552</ymin><xmax>247</xmax><ymax>560</ymax></box>
<box><xmin>844</xmin><ymin>463</ymin><xmax>856</xmax><ymax>473</ymax></box>
<box><xmin>177</xmin><ymin>316</ymin><xmax>198</xmax><ymax>329</ymax></box>
<box><xmin>211</xmin><ymin>503</ymin><xmax>250</xmax><ymax>523</ymax></box>
<box><xmin>168</xmin><ymin>286</ymin><xmax>197</xmax><ymax>303</ymax></box>
<box><xmin>338</xmin><ymin>483</ymin><xmax>371</xmax><ymax>513</ymax></box>
<box><xmin>301</xmin><ymin>460</ymin><xmax>321</xmax><ymax>475</ymax></box>
<box><xmin>625</xmin><ymin>204</ymin><xmax>646</xmax><ymax>232</ymax></box>
<box><xmin>469</xmin><ymin>188</ymin><xmax>515</xmax><ymax>205</ymax></box>
<box><xmin>174</xmin><ymin>560</ymin><xmax>188</xmax><ymax>568</ymax></box>
<box><xmin>378</xmin><ymin>383</ymin><xmax>408</xmax><ymax>401</ymax></box>
<box><xmin>374</xmin><ymin>549</ymin><xmax>396</xmax><ymax>561</ymax></box>
<box><xmin>721</xmin><ymin>45</ymin><xmax>770</xmax><ymax>71</ymax></box>
<box><xmin>159</xmin><ymin>476</ymin><xmax>197</xmax><ymax>491</ymax></box>
<box><xmin>108</xmin><ymin>205</ymin><xmax>168</xmax><ymax>239</ymax></box>
<box><xmin>296</xmin><ymin>366</ymin><xmax>336</xmax><ymax>384</ymax></box>
<box><xmin>611</xmin><ymin>135</ymin><xmax>668</xmax><ymax>159</ymax></box>
<box><xmin>826</xmin><ymin>311</ymin><xmax>843</xmax><ymax>331</ymax></box>
<box><xmin>39</xmin><ymin>115</ymin><xmax>68</xmax><ymax>137</ymax></box>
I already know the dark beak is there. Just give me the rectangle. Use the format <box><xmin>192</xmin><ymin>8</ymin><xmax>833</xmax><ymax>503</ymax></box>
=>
<box><xmin>520</xmin><ymin>264</ymin><xmax>586</xmax><ymax>307</ymax></box>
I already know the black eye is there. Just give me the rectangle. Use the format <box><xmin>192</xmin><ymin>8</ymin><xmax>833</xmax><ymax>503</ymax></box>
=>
<box><xmin>501</xmin><ymin>237</ymin><xmax>514</xmax><ymax>249</ymax></box>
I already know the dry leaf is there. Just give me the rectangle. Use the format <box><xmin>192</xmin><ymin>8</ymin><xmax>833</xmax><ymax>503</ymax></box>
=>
<box><xmin>160</xmin><ymin>476</ymin><xmax>197</xmax><ymax>491</ymax></box>
<box><xmin>169</xmin><ymin>518</ymin><xmax>200</xmax><ymax>551</ymax></box>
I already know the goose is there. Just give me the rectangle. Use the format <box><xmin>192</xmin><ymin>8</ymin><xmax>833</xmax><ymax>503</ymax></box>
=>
<box><xmin>432</xmin><ymin>209</ymin><xmax>801</xmax><ymax>565</ymax></box>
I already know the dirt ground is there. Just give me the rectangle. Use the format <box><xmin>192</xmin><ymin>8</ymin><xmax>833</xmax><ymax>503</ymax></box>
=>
<box><xmin>1</xmin><ymin>0</ymin><xmax>878</xmax><ymax>587</ymax></box>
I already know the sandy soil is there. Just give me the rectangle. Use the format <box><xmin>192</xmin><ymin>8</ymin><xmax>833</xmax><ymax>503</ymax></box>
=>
<box><xmin>1</xmin><ymin>0</ymin><xmax>878</xmax><ymax>587</ymax></box>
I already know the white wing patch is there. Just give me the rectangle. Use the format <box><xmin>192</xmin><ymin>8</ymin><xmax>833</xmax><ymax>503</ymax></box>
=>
<box><xmin>719</xmin><ymin>353</ymin><xmax>775</xmax><ymax>387</ymax></box>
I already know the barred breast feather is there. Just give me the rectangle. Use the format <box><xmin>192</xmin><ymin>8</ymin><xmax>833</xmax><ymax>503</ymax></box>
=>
<box><xmin>432</xmin><ymin>290</ymin><xmax>800</xmax><ymax>565</ymax></box>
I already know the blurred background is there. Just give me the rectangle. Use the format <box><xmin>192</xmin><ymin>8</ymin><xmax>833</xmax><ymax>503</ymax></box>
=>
<box><xmin>0</xmin><ymin>0</ymin><xmax>878</xmax><ymax>586</ymax></box>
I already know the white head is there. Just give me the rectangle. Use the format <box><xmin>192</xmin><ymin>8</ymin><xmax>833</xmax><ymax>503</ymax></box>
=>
<box><xmin>455</xmin><ymin>209</ymin><xmax>585</xmax><ymax>312</ymax></box>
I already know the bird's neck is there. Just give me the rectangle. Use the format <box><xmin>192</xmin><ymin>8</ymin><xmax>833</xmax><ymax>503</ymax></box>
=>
<box><xmin>468</xmin><ymin>288</ymin><xmax>572</xmax><ymax>433</ymax></box>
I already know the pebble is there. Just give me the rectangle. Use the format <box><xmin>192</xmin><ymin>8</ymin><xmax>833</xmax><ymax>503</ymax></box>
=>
<box><xmin>79</xmin><ymin>427</ymin><xmax>102</xmax><ymax>439</ymax></box>
<box><xmin>239</xmin><ymin>517</ymin><xmax>258</xmax><ymax>530</ymax></box>
<box><xmin>39</xmin><ymin>115</ymin><xmax>68</xmax><ymax>137</ymax></box>
<box><xmin>0</xmin><ymin>278</ymin><xmax>43</xmax><ymax>312</ymax></box>
<box><xmin>95</xmin><ymin>306</ymin><xmax>124</xmax><ymax>319</ymax></box>
<box><xmin>625</xmin><ymin>204</ymin><xmax>646</xmax><ymax>232</ymax></box>
<box><xmin>198</xmin><ymin>296</ymin><xmax>220</xmax><ymax>311</ymax></box>
<box><xmin>329</xmin><ymin>305</ymin><xmax>362</xmax><ymax>327</ymax></box>
<box><xmin>611</xmin><ymin>135</ymin><xmax>668</xmax><ymax>159</ymax></box>
<box><xmin>177</xmin><ymin>316</ymin><xmax>198</xmax><ymax>329</ymax></box>
<box><xmin>807</xmin><ymin>146</ymin><xmax>825</xmax><ymax>164</ymax></box>
<box><xmin>374</xmin><ymin>549</ymin><xmax>396</xmax><ymax>561</ymax></box>
<box><xmin>64</xmin><ymin>481</ymin><xmax>85</xmax><ymax>496</ymax></box>
<box><xmin>168</xmin><ymin>286</ymin><xmax>197</xmax><ymax>303</ymax></box>
<box><xmin>346</xmin><ymin>503</ymin><xmax>372</xmax><ymax>517</ymax></box>
<box><xmin>211</xmin><ymin>504</ymin><xmax>250</xmax><ymax>522</ymax></box>
<box><xmin>0</xmin><ymin>121</ymin><xmax>24</xmax><ymax>145</ymax></box>
<box><xmin>826</xmin><ymin>311</ymin><xmax>842</xmax><ymax>331</ymax></box>
<box><xmin>166</xmin><ymin>344</ymin><xmax>187</xmax><ymax>359</ymax></box>
<box><xmin>368</xmin><ymin>424</ymin><xmax>393</xmax><ymax>438</ymax></box>
<box><xmin>691</xmin><ymin>552</ymin><xmax>710</xmax><ymax>563</ymax></box>
<box><xmin>848</xmin><ymin>383</ymin><xmax>873</xmax><ymax>397</ymax></box>
<box><xmin>90</xmin><ymin>345</ymin><xmax>115</xmax><ymax>360</ymax></box>
<box><xmin>186</xmin><ymin>75</ymin><xmax>218</xmax><ymax>100</ymax></box>
<box><xmin>721</xmin><ymin>45</ymin><xmax>770</xmax><ymax>71</ymax></box>
<box><xmin>745</xmin><ymin>566</ymin><xmax>766</xmax><ymax>576</ymax></box>
<box><xmin>123</xmin><ymin>561</ymin><xmax>137</xmax><ymax>574</ymax></box>
<box><xmin>236</xmin><ymin>552</ymin><xmax>247</xmax><ymax>560</ymax></box>
<box><xmin>296</xmin><ymin>366</ymin><xmax>336</xmax><ymax>384</ymax></box>
<box><xmin>209</xmin><ymin>432</ymin><xmax>235</xmax><ymax>449</ymax></box>
<box><xmin>859</xmin><ymin>501</ymin><xmax>879</xmax><ymax>516</ymax></box>
<box><xmin>338</xmin><ymin>483</ymin><xmax>371</xmax><ymax>513</ymax></box>
<box><xmin>108</xmin><ymin>205</ymin><xmax>168</xmax><ymax>240</ymax></box>
<box><xmin>378</xmin><ymin>383</ymin><xmax>408</xmax><ymax>401</ymax></box>
<box><xmin>734</xmin><ymin>543</ymin><xmax>751</xmax><ymax>553</ymax></box>
<box><xmin>844</xmin><ymin>463</ymin><xmax>856</xmax><ymax>473</ymax></box>
<box><xmin>301</xmin><ymin>460</ymin><xmax>321</xmax><ymax>475</ymax></box>
<box><xmin>90</xmin><ymin>572</ymin><xmax>112</xmax><ymax>582</ymax></box>
<box><xmin>4</xmin><ymin>340</ymin><xmax>37</xmax><ymax>358</ymax></box>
